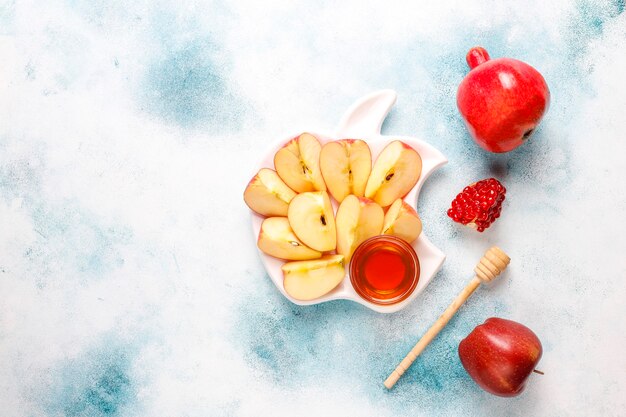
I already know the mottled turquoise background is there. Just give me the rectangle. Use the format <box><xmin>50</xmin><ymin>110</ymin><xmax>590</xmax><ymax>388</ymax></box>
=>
<box><xmin>1</xmin><ymin>1</ymin><xmax>625</xmax><ymax>416</ymax></box>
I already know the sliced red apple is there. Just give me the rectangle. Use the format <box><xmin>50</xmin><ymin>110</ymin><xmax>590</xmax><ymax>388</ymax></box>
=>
<box><xmin>287</xmin><ymin>191</ymin><xmax>336</xmax><ymax>252</ymax></box>
<box><xmin>382</xmin><ymin>198</ymin><xmax>422</xmax><ymax>244</ymax></box>
<box><xmin>319</xmin><ymin>139</ymin><xmax>372</xmax><ymax>203</ymax></box>
<box><xmin>257</xmin><ymin>217</ymin><xmax>322</xmax><ymax>260</ymax></box>
<box><xmin>244</xmin><ymin>168</ymin><xmax>297</xmax><ymax>216</ymax></box>
<box><xmin>365</xmin><ymin>140</ymin><xmax>422</xmax><ymax>207</ymax></box>
<box><xmin>274</xmin><ymin>133</ymin><xmax>326</xmax><ymax>193</ymax></box>
<box><xmin>336</xmin><ymin>195</ymin><xmax>384</xmax><ymax>262</ymax></box>
<box><xmin>282</xmin><ymin>255</ymin><xmax>345</xmax><ymax>301</ymax></box>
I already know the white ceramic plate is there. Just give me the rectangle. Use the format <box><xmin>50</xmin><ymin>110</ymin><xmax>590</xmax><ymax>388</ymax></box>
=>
<box><xmin>248</xmin><ymin>90</ymin><xmax>447</xmax><ymax>313</ymax></box>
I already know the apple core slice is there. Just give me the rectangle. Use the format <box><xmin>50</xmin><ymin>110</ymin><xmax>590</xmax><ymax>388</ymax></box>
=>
<box><xmin>258</xmin><ymin>217</ymin><xmax>322</xmax><ymax>260</ymax></box>
<box><xmin>282</xmin><ymin>255</ymin><xmax>345</xmax><ymax>301</ymax></box>
<box><xmin>382</xmin><ymin>198</ymin><xmax>422</xmax><ymax>244</ymax></box>
<box><xmin>287</xmin><ymin>191</ymin><xmax>336</xmax><ymax>252</ymax></box>
<box><xmin>320</xmin><ymin>139</ymin><xmax>372</xmax><ymax>203</ymax></box>
<box><xmin>365</xmin><ymin>140</ymin><xmax>422</xmax><ymax>207</ymax></box>
<box><xmin>274</xmin><ymin>133</ymin><xmax>326</xmax><ymax>193</ymax></box>
<box><xmin>336</xmin><ymin>195</ymin><xmax>384</xmax><ymax>263</ymax></box>
<box><xmin>244</xmin><ymin>168</ymin><xmax>297</xmax><ymax>216</ymax></box>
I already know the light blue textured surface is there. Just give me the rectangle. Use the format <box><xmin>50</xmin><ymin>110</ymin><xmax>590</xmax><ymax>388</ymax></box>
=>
<box><xmin>1</xmin><ymin>1</ymin><xmax>625</xmax><ymax>416</ymax></box>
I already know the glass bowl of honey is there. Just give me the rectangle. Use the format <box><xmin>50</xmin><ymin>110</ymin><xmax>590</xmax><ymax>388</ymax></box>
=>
<box><xmin>349</xmin><ymin>235</ymin><xmax>420</xmax><ymax>305</ymax></box>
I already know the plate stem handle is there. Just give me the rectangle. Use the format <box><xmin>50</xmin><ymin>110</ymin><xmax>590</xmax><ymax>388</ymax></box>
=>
<box><xmin>335</xmin><ymin>90</ymin><xmax>397</xmax><ymax>138</ymax></box>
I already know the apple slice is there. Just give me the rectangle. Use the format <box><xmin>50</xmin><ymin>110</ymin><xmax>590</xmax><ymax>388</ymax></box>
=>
<box><xmin>274</xmin><ymin>133</ymin><xmax>326</xmax><ymax>193</ymax></box>
<box><xmin>320</xmin><ymin>139</ymin><xmax>372</xmax><ymax>203</ymax></box>
<box><xmin>336</xmin><ymin>195</ymin><xmax>384</xmax><ymax>263</ymax></box>
<box><xmin>282</xmin><ymin>255</ymin><xmax>345</xmax><ymax>301</ymax></box>
<box><xmin>257</xmin><ymin>217</ymin><xmax>322</xmax><ymax>260</ymax></box>
<box><xmin>365</xmin><ymin>141</ymin><xmax>422</xmax><ymax>207</ymax></box>
<box><xmin>244</xmin><ymin>168</ymin><xmax>297</xmax><ymax>216</ymax></box>
<box><xmin>382</xmin><ymin>198</ymin><xmax>422</xmax><ymax>244</ymax></box>
<box><xmin>288</xmin><ymin>191</ymin><xmax>336</xmax><ymax>252</ymax></box>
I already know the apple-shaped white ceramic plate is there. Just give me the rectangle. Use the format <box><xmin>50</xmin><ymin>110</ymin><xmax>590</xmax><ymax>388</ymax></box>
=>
<box><xmin>249</xmin><ymin>90</ymin><xmax>447</xmax><ymax>313</ymax></box>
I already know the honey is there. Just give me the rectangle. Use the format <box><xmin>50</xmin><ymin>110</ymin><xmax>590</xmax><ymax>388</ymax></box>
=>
<box><xmin>349</xmin><ymin>235</ymin><xmax>420</xmax><ymax>305</ymax></box>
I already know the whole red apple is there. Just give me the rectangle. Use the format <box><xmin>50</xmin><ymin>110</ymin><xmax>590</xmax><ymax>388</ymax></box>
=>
<box><xmin>457</xmin><ymin>46</ymin><xmax>550</xmax><ymax>153</ymax></box>
<box><xmin>459</xmin><ymin>318</ymin><xmax>543</xmax><ymax>397</ymax></box>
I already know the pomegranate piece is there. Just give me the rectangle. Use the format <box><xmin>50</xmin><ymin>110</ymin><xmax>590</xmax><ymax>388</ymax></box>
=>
<box><xmin>447</xmin><ymin>178</ymin><xmax>506</xmax><ymax>232</ymax></box>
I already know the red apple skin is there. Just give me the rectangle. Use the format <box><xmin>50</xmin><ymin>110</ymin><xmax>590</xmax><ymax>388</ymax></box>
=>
<box><xmin>457</xmin><ymin>47</ymin><xmax>550</xmax><ymax>153</ymax></box>
<box><xmin>458</xmin><ymin>318</ymin><xmax>543</xmax><ymax>397</ymax></box>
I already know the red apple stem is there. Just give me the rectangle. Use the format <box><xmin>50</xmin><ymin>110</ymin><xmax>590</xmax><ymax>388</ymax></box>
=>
<box><xmin>466</xmin><ymin>46</ymin><xmax>490</xmax><ymax>70</ymax></box>
<box><xmin>533</xmin><ymin>369</ymin><xmax>545</xmax><ymax>375</ymax></box>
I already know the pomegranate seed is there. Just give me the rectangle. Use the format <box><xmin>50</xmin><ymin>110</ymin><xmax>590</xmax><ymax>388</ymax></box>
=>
<box><xmin>447</xmin><ymin>178</ymin><xmax>506</xmax><ymax>232</ymax></box>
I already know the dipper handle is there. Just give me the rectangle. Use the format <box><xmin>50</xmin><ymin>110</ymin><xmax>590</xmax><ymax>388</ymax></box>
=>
<box><xmin>384</xmin><ymin>246</ymin><xmax>510</xmax><ymax>389</ymax></box>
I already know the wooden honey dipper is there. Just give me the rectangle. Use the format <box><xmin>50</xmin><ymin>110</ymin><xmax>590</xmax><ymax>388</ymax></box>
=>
<box><xmin>384</xmin><ymin>246</ymin><xmax>511</xmax><ymax>389</ymax></box>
